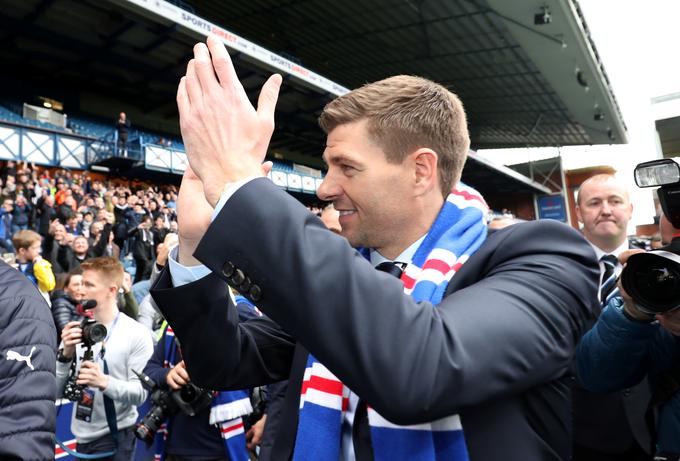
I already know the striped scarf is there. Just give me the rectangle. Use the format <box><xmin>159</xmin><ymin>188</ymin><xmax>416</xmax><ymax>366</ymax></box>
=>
<box><xmin>293</xmin><ymin>183</ymin><xmax>488</xmax><ymax>461</ymax></box>
<box><xmin>153</xmin><ymin>326</ymin><xmax>252</xmax><ymax>461</ymax></box>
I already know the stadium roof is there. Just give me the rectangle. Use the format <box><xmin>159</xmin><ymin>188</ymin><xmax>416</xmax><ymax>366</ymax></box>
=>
<box><xmin>0</xmin><ymin>0</ymin><xmax>623</xmax><ymax>195</ymax></box>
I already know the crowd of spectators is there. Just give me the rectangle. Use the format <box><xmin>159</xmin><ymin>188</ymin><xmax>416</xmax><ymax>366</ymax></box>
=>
<box><xmin>0</xmin><ymin>160</ymin><xmax>178</xmax><ymax>329</ymax></box>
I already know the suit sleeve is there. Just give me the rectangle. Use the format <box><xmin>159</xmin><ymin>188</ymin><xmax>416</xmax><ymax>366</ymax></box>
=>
<box><xmin>151</xmin><ymin>268</ymin><xmax>297</xmax><ymax>391</ymax></box>
<box><xmin>193</xmin><ymin>178</ymin><xmax>597</xmax><ymax>424</ymax></box>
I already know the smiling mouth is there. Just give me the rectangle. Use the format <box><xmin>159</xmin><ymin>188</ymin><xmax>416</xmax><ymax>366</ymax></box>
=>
<box><xmin>338</xmin><ymin>210</ymin><xmax>356</xmax><ymax>217</ymax></box>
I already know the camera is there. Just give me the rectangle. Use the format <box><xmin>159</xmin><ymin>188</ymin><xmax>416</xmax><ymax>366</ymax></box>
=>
<box><xmin>621</xmin><ymin>159</ymin><xmax>680</xmax><ymax>314</ymax></box>
<box><xmin>77</xmin><ymin>299</ymin><xmax>107</xmax><ymax>347</ymax></box>
<box><xmin>63</xmin><ymin>300</ymin><xmax>107</xmax><ymax>402</ymax></box>
<box><xmin>133</xmin><ymin>369</ymin><xmax>213</xmax><ymax>445</ymax></box>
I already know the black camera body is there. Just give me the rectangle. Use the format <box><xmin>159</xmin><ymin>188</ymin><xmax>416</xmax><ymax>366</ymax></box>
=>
<box><xmin>63</xmin><ymin>300</ymin><xmax>107</xmax><ymax>403</ymax></box>
<box><xmin>133</xmin><ymin>370</ymin><xmax>213</xmax><ymax>445</ymax></box>
<box><xmin>77</xmin><ymin>299</ymin><xmax>107</xmax><ymax>347</ymax></box>
<box><xmin>621</xmin><ymin>160</ymin><xmax>680</xmax><ymax>314</ymax></box>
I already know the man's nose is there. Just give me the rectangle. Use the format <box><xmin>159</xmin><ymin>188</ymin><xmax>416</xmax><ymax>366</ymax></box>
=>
<box><xmin>317</xmin><ymin>176</ymin><xmax>340</xmax><ymax>202</ymax></box>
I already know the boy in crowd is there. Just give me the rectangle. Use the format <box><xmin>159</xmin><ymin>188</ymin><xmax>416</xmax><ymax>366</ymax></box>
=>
<box><xmin>13</xmin><ymin>229</ymin><xmax>55</xmax><ymax>302</ymax></box>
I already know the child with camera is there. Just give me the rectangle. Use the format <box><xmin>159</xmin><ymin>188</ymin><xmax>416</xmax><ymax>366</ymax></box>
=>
<box><xmin>56</xmin><ymin>256</ymin><xmax>153</xmax><ymax>461</ymax></box>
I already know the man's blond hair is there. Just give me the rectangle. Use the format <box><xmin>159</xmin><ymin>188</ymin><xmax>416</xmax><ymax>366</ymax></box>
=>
<box><xmin>80</xmin><ymin>256</ymin><xmax>124</xmax><ymax>290</ymax></box>
<box><xmin>319</xmin><ymin>75</ymin><xmax>469</xmax><ymax>197</ymax></box>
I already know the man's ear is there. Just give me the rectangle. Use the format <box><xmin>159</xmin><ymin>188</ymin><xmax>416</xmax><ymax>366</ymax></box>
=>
<box><xmin>575</xmin><ymin>204</ymin><xmax>583</xmax><ymax>224</ymax></box>
<box><xmin>412</xmin><ymin>148</ymin><xmax>438</xmax><ymax>194</ymax></box>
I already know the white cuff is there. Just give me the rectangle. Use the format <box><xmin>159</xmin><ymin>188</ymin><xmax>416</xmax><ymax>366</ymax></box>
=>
<box><xmin>211</xmin><ymin>176</ymin><xmax>262</xmax><ymax>222</ymax></box>
<box><xmin>168</xmin><ymin>246</ymin><xmax>211</xmax><ymax>287</ymax></box>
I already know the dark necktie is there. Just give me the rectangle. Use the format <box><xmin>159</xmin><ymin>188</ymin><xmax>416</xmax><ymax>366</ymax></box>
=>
<box><xmin>351</xmin><ymin>260</ymin><xmax>408</xmax><ymax>458</ymax></box>
<box><xmin>374</xmin><ymin>261</ymin><xmax>406</xmax><ymax>279</ymax></box>
<box><xmin>599</xmin><ymin>254</ymin><xmax>618</xmax><ymax>303</ymax></box>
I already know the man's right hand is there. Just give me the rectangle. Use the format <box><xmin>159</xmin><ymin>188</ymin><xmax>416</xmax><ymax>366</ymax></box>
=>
<box><xmin>48</xmin><ymin>219</ymin><xmax>60</xmax><ymax>235</ymax></box>
<box><xmin>176</xmin><ymin>167</ymin><xmax>213</xmax><ymax>266</ymax></box>
<box><xmin>166</xmin><ymin>360</ymin><xmax>190</xmax><ymax>390</ymax></box>
<box><xmin>60</xmin><ymin>321</ymin><xmax>82</xmax><ymax>359</ymax></box>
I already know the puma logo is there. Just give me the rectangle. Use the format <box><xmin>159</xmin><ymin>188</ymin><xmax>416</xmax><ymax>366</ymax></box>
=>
<box><xmin>6</xmin><ymin>346</ymin><xmax>36</xmax><ymax>370</ymax></box>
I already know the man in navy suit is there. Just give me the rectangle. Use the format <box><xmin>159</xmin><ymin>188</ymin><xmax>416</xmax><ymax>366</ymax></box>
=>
<box><xmin>572</xmin><ymin>174</ymin><xmax>653</xmax><ymax>461</ymax></box>
<box><xmin>151</xmin><ymin>35</ymin><xmax>599</xmax><ymax>460</ymax></box>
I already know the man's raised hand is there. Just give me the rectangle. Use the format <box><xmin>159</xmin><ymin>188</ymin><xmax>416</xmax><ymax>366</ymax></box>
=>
<box><xmin>177</xmin><ymin>34</ymin><xmax>282</xmax><ymax>207</ymax></box>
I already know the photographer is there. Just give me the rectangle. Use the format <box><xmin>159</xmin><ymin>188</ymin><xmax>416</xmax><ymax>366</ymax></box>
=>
<box><xmin>577</xmin><ymin>214</ymin><xmax>680</xmax><ymax>459</ymax></box>
<box><xmin>141</xmin><ymin>294</ymin><xmax>261</xmax><ymax>461</ymax></box>
<box><xmin>56</xmin><ymin>256</ymin><xmax>153</xmax><ymax>461</ymax></box>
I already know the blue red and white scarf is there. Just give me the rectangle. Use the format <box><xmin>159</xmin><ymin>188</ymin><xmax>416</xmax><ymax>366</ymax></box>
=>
<box><xmin>153</xmin><ymin>325</ymin><xmax>252</xmax><ymax>461</ymax></box>
<box><xmin>293</xmin><ymin>183</ymin><xmax>488</xmax><ymax>461</ymax></box>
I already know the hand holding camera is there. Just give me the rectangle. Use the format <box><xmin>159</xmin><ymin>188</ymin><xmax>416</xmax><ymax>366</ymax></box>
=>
<box><xmin>134</xmin><ymin>368</ymin><xmax>213</xmax><ymax>445</ymax></box>
<box><xmin>62</xmin><ymin>300</ymin><xmax>108</xmax><ymax>402</ymax></box>
<box><xmin>619</xmin><ymin>160</ymin><xmax>680</xmax><ymax>316</ymax></box>
<box><xmin>60</xmin><ymin>321</ymin><xmax>83</xmax><ymax>360</ymax></box>
<box><xmin>166</xmin><ymin>360</ymin><xmax>190</xmax><ymax>390</ymax></box>
<box><xmin>76</xmin><ymin>360</ymin><xmax>109</xmax><ymax>391</ymax></box>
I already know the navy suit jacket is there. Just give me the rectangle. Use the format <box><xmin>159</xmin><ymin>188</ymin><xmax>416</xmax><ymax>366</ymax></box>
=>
<box><xmin>151</xmin><ymin>178</ymin><xmax>599</xmax><ymax>461</ymax></box>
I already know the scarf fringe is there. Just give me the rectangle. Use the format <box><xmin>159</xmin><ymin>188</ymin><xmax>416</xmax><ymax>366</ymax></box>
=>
<box><xmin>209</xmin><ymin>396</ymin><xmax>253</xmax><ymax>425</ymax></box>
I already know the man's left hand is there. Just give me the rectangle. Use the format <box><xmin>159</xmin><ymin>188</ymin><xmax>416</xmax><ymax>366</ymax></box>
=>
<box><xmin>77</xmin><ymin>361</ymin><xmax>109</xmax><ymax>391</ymax></box>
<box><xmin>177</xmin><ymin>35</ymin><xmax>282</xmax><ymax>206</ymax></box>
<box><xmin>246</xmin><ymin>414</ymin><xmax>267</xmax><ymax>450</ymax></box>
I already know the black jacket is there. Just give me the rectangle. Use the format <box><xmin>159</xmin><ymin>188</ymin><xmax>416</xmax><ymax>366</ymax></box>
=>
<box><xmin>131</xmin><ymin>227</ymin><xmax>155</xmax><ymax>262</ymax></box>
<box><xmin>0</xmin><ymin>260</ymin><xmax>57</xmax><ymax>460</ymax></box>
<box><xmin>151</xmin><ymin>179</ymin><xmax>599</xmax><ymax>461</ymax></box>
<box><xmin>36</xmin><ymin>198</ymin><xmax>56</xmax><ymax>237</ymax></box>
<box><xmin>50</xmin><ymin>290</ymin><xmax>78</xmax><ymax>341</ymax></box>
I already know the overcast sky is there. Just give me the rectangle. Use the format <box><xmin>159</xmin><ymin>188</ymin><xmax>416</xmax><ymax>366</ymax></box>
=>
<box><xmin>478</xmin><ymin>0</ymin><xmax>679</xmax><ymax>226</ymax></box>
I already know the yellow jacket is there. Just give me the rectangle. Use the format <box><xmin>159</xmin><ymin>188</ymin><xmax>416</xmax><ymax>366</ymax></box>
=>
<box><xmin>32</xmin><ymin>257</ymin><xmax>56</xmax><ymax>293</ymax></box>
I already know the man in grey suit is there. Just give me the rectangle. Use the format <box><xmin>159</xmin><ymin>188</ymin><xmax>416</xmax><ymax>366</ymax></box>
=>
<box><xmin>151</xmin><ymin>35</ymin><xmax>599</xmax><ymax>460</ymax></box>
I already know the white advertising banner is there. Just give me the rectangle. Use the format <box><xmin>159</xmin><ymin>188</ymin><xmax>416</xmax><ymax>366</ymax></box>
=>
<box><xmin>113</xmin><ymin>0</ymin><xmax>349</xmax><ymax>97</ymax></box>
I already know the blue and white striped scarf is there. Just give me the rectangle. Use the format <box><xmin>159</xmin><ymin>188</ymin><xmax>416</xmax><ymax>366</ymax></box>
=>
<box><xmin>153</xmin><ymin>325</ymin><xmax>252</xmax><ymax>461</ymax></box>
<box><xmin>293</xmin><ymin>183</ymin><xmax>488</xmax><ymax>461</ymax></box>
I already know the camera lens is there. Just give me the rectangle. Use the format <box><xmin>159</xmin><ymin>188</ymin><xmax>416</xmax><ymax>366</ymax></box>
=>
<box><xmin>87</xmin><ymin>323</ymin><xmax>108</xmax><ymax>343</ymax></box>
<box><xmin>179</xmin><ymin>384</ymin><xmax>197</xmax><ymax>402</ymax></box>
<box><xmin>622</xmin><ymin>251</ymin><xmax>680</xmax><ymax>314</ymax></box>
<box><xmin>134</xmin><ymin>423</ymin><xmax>155</xmax><ymax>444</ymax></box>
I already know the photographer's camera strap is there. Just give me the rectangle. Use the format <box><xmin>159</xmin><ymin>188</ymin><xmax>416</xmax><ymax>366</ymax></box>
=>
<box><xmin>102</xmin><ymin>359</ymin><xmax>119</xmax><ymax>443</ymax></box>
